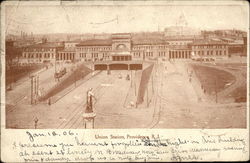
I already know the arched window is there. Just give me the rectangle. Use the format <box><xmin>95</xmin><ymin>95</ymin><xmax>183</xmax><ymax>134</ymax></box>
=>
<box><xmin>116</xmin><ymin>44</ymin><xmax>127</xmax><ymax>50</ymax></box>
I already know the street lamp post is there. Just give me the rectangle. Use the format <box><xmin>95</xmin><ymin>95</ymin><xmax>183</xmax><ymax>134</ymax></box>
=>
<box><xmin>134</xmin><ymin>70</ymin><xmax>137</xmax><ymax>96</ymax></box>
<box><xmin>74</xmin><ymin>65</ymin><xmax>77</xmax><ymax>87</ymax></box>
<box><xmin>55</xmin><ymin>53</ymin><xmax>57</xmax><ymax>77</ymax></box>
<box><xmin>215</xmin><ymin>77</ymin><xmax>218</xmax><ymax>103</ymax></box>
<box><xmin>31</xmin><ymin>75</ymin><xmax>34</xmax><ymax>104</ymax></box>
<box><xmin>130</xmin><ymin>70</ymin><xmax>132</xmax><ymax>87</ymax></box>
<box><xmin>147</xmin><ymin>85</ymin><xmax>149</xmax><ymax>107</ymax></box>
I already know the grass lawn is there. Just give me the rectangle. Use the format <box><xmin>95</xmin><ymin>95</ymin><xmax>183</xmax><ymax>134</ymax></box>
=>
<box><xmin>214</xmin><ymin>63</ymin><xmax>247</xmax><ymax>102</ymax></box>
<box><xmin>191</xmin><ymin>64</ymin><xmax>236</xmax><ymax>95</ymax></box>
<box><xmin>136</xmin><ymin>63</ymin><xmax>154</xmax><ymax>104</ymax></box>
<box><xmin>6</xmin><ymin>65</ymin><xmax>45</xmax><ymax>85</ymax></box>
<box><xmin>39</xmin><ymin>64</ymin><xmax>92</xmax><ymax>101</ymax></box>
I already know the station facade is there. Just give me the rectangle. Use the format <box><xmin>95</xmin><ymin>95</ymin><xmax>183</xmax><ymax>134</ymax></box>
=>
<box><xmin>20</xmin><ymin>39</ymin><xmax>64</xmax><ymax>64</ymax></box>
<box><xmin>191</xmin><ymin>40</ymin><xmax>229</xmax><ymax>60</ymax></box>
<box><xmin>20</xmin><ymin>33</ymin><xmax>232</xmax><ymax>65</ymax></box>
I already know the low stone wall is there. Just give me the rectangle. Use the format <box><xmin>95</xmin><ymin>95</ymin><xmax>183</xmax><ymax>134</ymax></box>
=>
<box><xmin>39</xmin><ymin>64</ymin><xmax>92</xmax><ymax>102</ymax></box>
<box><xmin>136</xmin><ymin>63</ymin><xmax>154</xmax><ymax>105</ymax></box>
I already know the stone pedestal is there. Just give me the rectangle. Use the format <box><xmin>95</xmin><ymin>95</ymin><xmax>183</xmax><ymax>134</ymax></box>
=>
<box><xmin>82</xmin><ymin>113</ymin><xmax>96</xmax><ymax>129</ymax></box>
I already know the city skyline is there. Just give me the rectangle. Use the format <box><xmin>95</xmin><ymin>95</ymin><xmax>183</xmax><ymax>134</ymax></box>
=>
<box><xmin>5</xmin><ymin>2</ymin><xmax>248</xmax><ymax>35</ymax></box>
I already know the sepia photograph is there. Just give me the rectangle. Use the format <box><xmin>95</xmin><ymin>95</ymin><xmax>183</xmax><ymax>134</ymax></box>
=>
<box><xmin>1</xmin><ymin>1</ymin><xmax>249</xmax><ymax>162</ymax></box>
<box><xmin>4</xmin><ymin>1</ymin><xmax>248</xmax><ymax>130</ymax></box>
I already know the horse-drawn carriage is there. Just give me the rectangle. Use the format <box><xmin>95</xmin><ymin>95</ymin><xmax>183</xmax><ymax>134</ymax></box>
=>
<box><xmin>54</xmin><ymin>68</ymin><xmax>67</xmax><ymax>79</ymax></box>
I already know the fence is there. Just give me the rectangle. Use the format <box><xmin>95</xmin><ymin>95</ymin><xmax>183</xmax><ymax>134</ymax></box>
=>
<box><xmin>136</xmin><ymin>64</ymin><xmax>154</xmax><ymax>105</ymax></box>
<box><xmin>39</xmin><ymin>64</ymin><xmax>92</xmax><ymax>102</ymax></box>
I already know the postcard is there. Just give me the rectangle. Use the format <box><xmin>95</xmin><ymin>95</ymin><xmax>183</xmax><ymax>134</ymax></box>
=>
<box><xmin>1</xmin><ymin>0</ymin><xmax>249</xmax><ymax>162</ymax></box>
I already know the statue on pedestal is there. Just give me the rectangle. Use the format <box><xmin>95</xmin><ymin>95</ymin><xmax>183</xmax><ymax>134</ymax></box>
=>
<box><xmin>86</xmin><ymin>88</ymin><xmax>95</xmax><ymax>113</ymax></box>
<box><xmin>83</xmin><ymin>88</ymin><xmax>96</xmax><ymax>128</ymax></box>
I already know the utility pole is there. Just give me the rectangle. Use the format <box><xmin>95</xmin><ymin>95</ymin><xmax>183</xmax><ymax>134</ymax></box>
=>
<box><xmin>9</xmin><ymin>65</ymin><xmax>13</xmax><ymax>90</ymax></box>
<box><xmin>30</xmin><ymin>75</ymin><xmax>39</xmax><ymax>105</ymax></box>
<box><xmin>34</xmin><ymin>76</ymin><xmax>37</xmax><ymax>104</ymax></box>
<box><xmin>134</xmin><ymin>70</ymin><xmax>137</xmax><ymax>96</ymax></box>
<box><xmin>31</xmin><ymin>75</ymin><xmax>34</xmax><ymax>104</ymax></box>
<box><xmin>37</xmin><ymin>76</ymin><xmax>39</xmax><ymax>98</ymax></box>
<box><xmin>55</xmin><ymin>54</ymin><xmax>57</xmax><ymax>74</ymax></box>
<box><xmin>74</xmin><ymin>68</ymin><xmax>77</xmax><ymax>88</ymax></box>
<box><xmin>215</xmin><ymin>77</ymin><xmax>218</xmax><ymax>103</ymax></box>
<box><xmin>147</xmin><ymin>85</ymin><xmax>149</xmax><ymax>107</ymax></box>
<box><xmin>152</xmin><ymin>73</ymin><xmax>154</xmax><ymax>94</ymax></box>
<box><xmin>130</xmin><ymin>70</ymin><xmax>132</xmax><ymax>88</ymax></box>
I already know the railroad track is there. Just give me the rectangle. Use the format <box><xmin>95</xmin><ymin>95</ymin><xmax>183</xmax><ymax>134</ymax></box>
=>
<box><xmin>146</xmin><ymin>63</ymin><xmax>163</xmax><ymax>128</ymax></box>
<box><xmin>6</xmin><ymin>93</ymin><xmax>30</xmax><ymax>113</ymax></box>
<box><xmin>57</xmin><ymin>71</ymin><xmax>135</xmax><ymax>129</ymax></box>
<box><xmin>56</xmin><ymin>76</ymin><xmax>114</xmax><ymax>129</ymax></box>
<box><xmin>147</xmin><ymin>61</ymin><xmax>189</xmax><ymax>128</ymax></box>
<box><xmin>6</xmin><ymin>67</ymin><xmax>55</xmax><ymax>112</ymax></box>
<box><xmin>52</xmin><ymin>71</ymin><xmax>102</xmax><ymax>104</ymax></box>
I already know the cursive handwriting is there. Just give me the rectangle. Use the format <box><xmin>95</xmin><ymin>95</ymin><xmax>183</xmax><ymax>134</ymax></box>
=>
<box><xmin>7</xmin><ymin>131</ymin><xmax>247</xmax><ymax>162</ymax></box>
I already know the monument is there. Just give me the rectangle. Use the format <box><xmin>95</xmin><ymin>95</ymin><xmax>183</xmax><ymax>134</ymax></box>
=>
<box><xmin>82</xmin><ymin>88</ymin><xmax>96</xmax><ymax>129</ymax></box>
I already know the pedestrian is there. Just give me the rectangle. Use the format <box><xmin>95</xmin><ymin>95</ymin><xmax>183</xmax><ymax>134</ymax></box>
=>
<box><xmin>48</xmin><ymin>98</ymin><xmax>51</xmax><ymax>105</ymax></box>
<box><xmin>34</xmin><ymin>117</ymin><xmax>38</xmax><ymax>129</ymax></box>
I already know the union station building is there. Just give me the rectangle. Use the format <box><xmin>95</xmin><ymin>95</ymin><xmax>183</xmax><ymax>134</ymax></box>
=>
<box><xmin>75</xmin><ymin>33</ymin><xmax>193</xmax><ymax>63</ymax></box>
<box><xmin>20</xmin><ymin>32</ymin><xmax>231</xmax><ymax>68</ymax></box>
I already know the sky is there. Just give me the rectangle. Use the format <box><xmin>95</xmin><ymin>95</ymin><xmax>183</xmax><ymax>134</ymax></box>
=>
<box><xmin>5</xmin><ymin>1</ymin><xmax>249</xmax><ymax>35</ymax></box>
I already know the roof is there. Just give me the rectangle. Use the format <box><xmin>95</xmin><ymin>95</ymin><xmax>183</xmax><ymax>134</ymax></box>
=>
<box><xmin>58</xmin><ymin>49</ymin><xmax>76</xmax><ymax>52</ymax></box>
<box><xmin>220</xmin><ymin>38</ymin><xmax>235</xmax><ymax>41</ymax></box>
<box><xmin>112</xmin><ymin>33</ymin><xmax>131</xmax><ymax>39</ymax></box>
<box><xmin>169</xmin><ymin>45</ymin><xmax>191</xmax><ymax>50</ymax></box>
<box><xmin>132</xmin><ymin>38</ymin><xmax>169</xmax><ymax>45</ymax></box>
<box><xmin>165</xmin><ymin>37</ymin><xmax>195</xmax><ymax>41</ymax></box>
<box><xmin>64</xmin><ymin>41</ymin><xmax>80</xmax><ymax>43</ymax></box>
<box><xmin>24</xmin><ymin>42</ymin><xmax>63</xmax><ymax>49</ymax></box>
<box><xmin>76</xmin><ymin>39</ymin><xmax>112</xmax><ymax>46</ymax></box>
<box><xmin>191</xmin><ymin>40</ymin><xmax>227</xmax><ymax>45</ymax></box>
<box><xmin>228</xmin><ymin>40</ymin><xmax>244</xmax><ymax>45</ymax></box>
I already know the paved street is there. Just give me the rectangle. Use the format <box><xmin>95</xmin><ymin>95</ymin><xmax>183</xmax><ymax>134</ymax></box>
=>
<box><xmin>150</xmin><ymin>60</ymin><xmax>246</xmax><ymax>128</ymax></box>
<box><xmin>6</xmin><ymin>61</ymin><xmax>246</xmax><ymax>129</ymax></box>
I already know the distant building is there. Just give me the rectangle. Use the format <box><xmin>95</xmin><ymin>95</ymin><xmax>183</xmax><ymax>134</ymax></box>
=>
<box><xmin>56</xmin><ymin>41</ymin><xmax>78</xmax><ymax>62</ymax></box>
<box><xmin>228</xmin><ymin>40</ymin><xmax>244</xmax><ymax>57</ymax></box>
<box><xmin>242</xmin><ymin>36</ymin><xmax>247</xmax><ymax>57</ymax></box>
<box><xmin>6</xmin><ymin>40</ymin><xmax>22</xmax><ymax>67</ymax></box>
<box><xmin>75</xmin><ymin>38</ymin><xmax>112</xmax><ymax>62</ymax></box>
<box><xmin>19</xmin><ymin>30</ymin><xmax>244</xmax><ymax>65</ymax></box>
<box><xmin>214</xmin><ymin>29</ymin><xmax>247</xmax><ymax>38</ymax></box>
<box><xmin>131</xmin><ymin>38</ymin><xmax>169</xmax><ymax>60</ymax></box>
<box><xmin>64</xmin><ymin>41</ymin><xmax>79</xmax><ymax>50</ymax></box>
<box><xmin>75</xmin><ymin>33</ymin><xmax>193</xmax><ymax>61</ymax></box>
<box><xmin>202</xmin><ymin>29</ymin><xmax>247</xmax><ymax>40</ymax></box>
<box><xmin>191</xmin><ymin>40</ymin><xmax>229</xmax><ymax>60</ymax></box>
<box><xmin>57</xmin><ymin>49</ymin><xmax>76</xmax><ymax>62</ymax></box>
<box><xmin>164</xmin><ymin>26</ymin><xmax>201</xmax><ymax>37</ymax></box>
<box><xmin>169</xmin><ymin>45</ymin><xmax>192</xmax><ymax>59</ymax></box>
<box><xmin>164</xmin><ymin>13</ymin><xmax>201</xmax><ymax>38</ymax></box>
<box><xmin>20</xmin><ymin>39</ymin><xmax>64</xmax><ymax>65</ymax></box>
<box><xmin>111</xmin><ymin>33</ymin><xmax>132</xmax><ymax>61</ymax></box>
